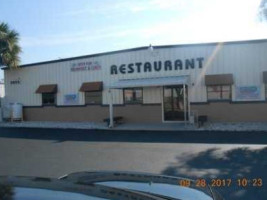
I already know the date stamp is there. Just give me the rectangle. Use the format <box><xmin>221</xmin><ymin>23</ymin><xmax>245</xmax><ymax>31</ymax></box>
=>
<box><xmin>178</xmin><ymin>178</ymin><xmax>263</xmax><ymax>188</ymax></box>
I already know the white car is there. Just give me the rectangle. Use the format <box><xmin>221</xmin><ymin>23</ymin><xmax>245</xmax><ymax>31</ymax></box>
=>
<box><xmin>0</xmin><ymin>171</ymin><xmax>224</xmax><ymax>200</ymax></box>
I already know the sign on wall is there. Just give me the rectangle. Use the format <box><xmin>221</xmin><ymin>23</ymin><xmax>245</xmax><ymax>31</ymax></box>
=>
<box><xmin>110</xmin><ymin>57</ymin><xmax>204</xmax><ymax>75</ymax></box>
<box><xmin>64</xmin><ymin>94</ymin><xmax>79</xmax><ymax>105</ymax></box>
<box><xmin>236</xmin><ymin>86</ymin><xmax>261</xmax><ymax>100</ymax></box>
<box><xmin>10</xmin><ymin>78</ymin><xmax>21</xmax><ymax>85</ymax></box>
<box><xmin>71</xmin><ymin>61</ymin><xmax>101</xmax><ymax>72</ymax></box>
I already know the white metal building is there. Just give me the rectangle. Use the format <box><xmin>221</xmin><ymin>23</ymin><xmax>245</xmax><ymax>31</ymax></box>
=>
<box><xmin>0</xmin><ymin>80</ymin><xmax>4</xmax><ymax>98</ymax></box>
<box><xmin>2</xmin><ymin>39</ymin><xmax>267</xmax><ymax>123</ymax></box>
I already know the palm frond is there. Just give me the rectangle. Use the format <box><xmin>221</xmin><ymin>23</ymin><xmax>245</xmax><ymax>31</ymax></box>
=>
<box><xmin>0</xmin><ymin>23</ymin><xmax>9</xmax><ymax>32</ymax></box>
<box><xmin>0</xmin><ymin>22</ymin><xmax>21</xmax><ymax>68</ymax></box>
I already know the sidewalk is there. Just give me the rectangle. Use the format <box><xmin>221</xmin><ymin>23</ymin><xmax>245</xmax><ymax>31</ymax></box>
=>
<box><xmin>1</xmin><ymin>121</ymin><xmax>267</xmax><ymax>131</ymax></box>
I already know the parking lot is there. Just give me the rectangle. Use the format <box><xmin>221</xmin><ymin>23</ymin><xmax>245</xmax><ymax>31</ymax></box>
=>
<box><xmin>0</xmin><ymin>127</ymin><xmax>266</xmax><ymax>200</ymax></box>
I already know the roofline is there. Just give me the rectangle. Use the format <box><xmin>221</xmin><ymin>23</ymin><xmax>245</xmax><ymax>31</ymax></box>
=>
<box><xmin>2</xmin><ymin>38</ymin><xmax>267</xmax><ymax>70</ymax></box>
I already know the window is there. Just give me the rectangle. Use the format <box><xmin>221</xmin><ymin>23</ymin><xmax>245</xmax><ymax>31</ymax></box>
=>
<box><xmin>207</xmin><ymin>85</ymin><xmax>231</xmax><ymax>101</ymax></box>
<box><xmin>42</xmin><ymin>93</ymin><xmax>56</xmax><ymax>105</ymax></box>
<box><xmin>265</xmin><ymin>84</ymin><xmax>267</xmax><ymax>99</ymax></box>
<box><xmin>85</xmin><ymin>91</ymin><xmax>102</xmax><ymax>104</ymax></box>
<box><xmin>123</xmin><ymin>88</ymin><xmax>143</xmax><ymax>104</ymax></box>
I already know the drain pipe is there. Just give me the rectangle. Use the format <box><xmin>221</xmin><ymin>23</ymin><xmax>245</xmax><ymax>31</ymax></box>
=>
<box><xmin>183</xmin><ymin>84</ymin><xmax>186</xmax><ymax>125</ymax></box>
<box><xmin>108</xmin><ymin>89</ymin><xmax>114</xmax><ymax>128</ymax></box>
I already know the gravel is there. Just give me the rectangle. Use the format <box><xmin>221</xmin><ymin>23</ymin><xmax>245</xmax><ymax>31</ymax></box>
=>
<box><xmin>0</xmin><ymin>121</ymin><xmax>108</xmax><ymax>130</ymax></box>
<box><xmin>199</xmin><ymin>122</ymin><xmax>267</xmax><ymax>131</ymax></box>
<box><xmin>1</xmin><ymin>121</ymin><xmax>267</xmax><ymax>131</ymax></box>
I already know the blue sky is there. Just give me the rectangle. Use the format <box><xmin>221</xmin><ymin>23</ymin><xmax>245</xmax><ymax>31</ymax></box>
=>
<box><xmin>1</xmin><ymin>0</ymin><xmax>267</xmax><ymax>80</ymax></box>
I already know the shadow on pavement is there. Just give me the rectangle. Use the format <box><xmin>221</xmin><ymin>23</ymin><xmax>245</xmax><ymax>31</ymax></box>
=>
<box><xmin>161</xmin><ymin>147</ymin><xmax>267</xmax><ymax>200</ymax></box>
<box><xmin>0</xmin><ymin>127</ymin><xmax>267</xmax><ymax>144</ymax></box>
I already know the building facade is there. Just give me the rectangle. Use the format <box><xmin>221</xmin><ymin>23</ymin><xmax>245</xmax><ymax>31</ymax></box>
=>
<box><xmin>3</xmin><ymin>39</ymin><xmax>267</xmax><ymax>123</ymax></box>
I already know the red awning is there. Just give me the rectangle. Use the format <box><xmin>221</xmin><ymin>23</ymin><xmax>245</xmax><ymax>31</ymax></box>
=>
<box><xmin>205</xmin><ymin>74</ymin><xmax>234</xmax><ymax>86</ymax></box>
<box><xmin>79</xmin><ymin>82</ymin><xmax>103</xmax><ymax>92</ymax></box>
<box><xmin>36</xmin><ymin>84</ymin><xmax>58</xmax><ymax>93</ymax></box>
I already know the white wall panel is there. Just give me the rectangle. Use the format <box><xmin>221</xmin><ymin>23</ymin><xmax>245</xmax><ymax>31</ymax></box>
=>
<box><xmin>0</xmin><ymin>83</ymin><xmax>4</xmax><ymax>98</ymax></box>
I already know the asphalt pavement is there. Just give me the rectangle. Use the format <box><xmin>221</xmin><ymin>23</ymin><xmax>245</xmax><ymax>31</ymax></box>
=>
<box><xmin>0</xmin><ymin>127</ymin><xmax>266</xmax><ymax>200</ymax></box>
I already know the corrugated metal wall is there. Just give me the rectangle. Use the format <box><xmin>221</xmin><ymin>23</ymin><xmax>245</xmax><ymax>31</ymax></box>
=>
<box><xmin>4</xmin><ymin>40</ymin><xmax>267</xmax><ymax>106</ymax></box>
<box><xmin>0</xmin><ymin>83</ymin><xmax>4</xmax><ymax>98</ymax></box>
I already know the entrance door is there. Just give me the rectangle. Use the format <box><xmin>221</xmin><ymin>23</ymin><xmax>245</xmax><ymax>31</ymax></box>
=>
<box><xmin>163</xmin><ymin>85</ymin><xmax>188</xmax><ymax>121</ymax></box>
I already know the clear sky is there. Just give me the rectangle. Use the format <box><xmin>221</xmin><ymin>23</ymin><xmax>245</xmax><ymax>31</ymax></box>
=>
<box><xmin>1</xmin><ymin>0</ymin><xmax>267</xmax><ymax>80</ymax></box>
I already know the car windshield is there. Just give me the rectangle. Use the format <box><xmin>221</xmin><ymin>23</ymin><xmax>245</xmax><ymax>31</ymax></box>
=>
<box><xmin>0</xmin><ymin>1</ymin><xmax>267</xmax><ymax>200</ymax></box>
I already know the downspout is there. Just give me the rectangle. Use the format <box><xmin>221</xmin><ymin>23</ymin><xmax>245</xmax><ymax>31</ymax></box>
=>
<box><xmin>183</xmin><ymin>84</ymin><xmax>186</xmax><ymax>125</ymax></box>
<box><xmin>108</xmin><ymin>89</ymin><xmax>114</xmax><ymax>128</ymax></box>
<box><xmin>188</xmin><ymin>83</ymin><xmax>191</xmax><ymax>124</ymax></box>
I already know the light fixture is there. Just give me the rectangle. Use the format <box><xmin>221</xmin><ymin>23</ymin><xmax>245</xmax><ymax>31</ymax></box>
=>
<box><xmin>148</xmin><ymin>44</ymin><xmax>153</xmax><ymax>52</ymax></box>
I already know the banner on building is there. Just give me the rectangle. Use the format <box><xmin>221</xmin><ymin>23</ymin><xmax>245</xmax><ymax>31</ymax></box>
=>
<box><xmin>71</xmin><ymin>61</ymin><xmax>101</xmax><ymax>72</ymax></box>
<box><xmin>64</xmin><ymin>94</ymin><xmax>79</xmax><ymax>105</ymax></box>
<box><xmin>236</xmin><ymin>86</ymin><xmax>261</xmax><ymax>100</ymax></box>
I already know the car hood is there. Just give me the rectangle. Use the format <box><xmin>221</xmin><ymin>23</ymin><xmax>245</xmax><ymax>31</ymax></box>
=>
<box><xmin>0</xmin><ymin>171</ymin><xmax>224</xmax><ymax>200</ymax></box>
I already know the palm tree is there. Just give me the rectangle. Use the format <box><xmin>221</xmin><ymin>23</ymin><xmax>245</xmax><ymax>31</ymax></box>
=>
<box><xmin>259</xmin><ymin>0</ymin><xmax>267</xmax><ymax>21</ymax></box>
<box><xmin>0</xmin><ymin>22</ymin><xmax>21</xmax><ymax>69</ymax></box>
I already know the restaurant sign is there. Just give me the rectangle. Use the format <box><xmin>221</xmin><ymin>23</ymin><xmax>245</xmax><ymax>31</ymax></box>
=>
<box><xmin>71</xmin><ymin>61</ymin><xmax>101</xmax><ymax>72</ymax></box>
<box><xmin>110</xmin><ymin>57</ymin><xmax>204</xmax><ymax>75</ymax></box>
<box><xmin>236</xmin><ymin>86</ymin><xmax>261</xmax><ymax>100</ymax></box>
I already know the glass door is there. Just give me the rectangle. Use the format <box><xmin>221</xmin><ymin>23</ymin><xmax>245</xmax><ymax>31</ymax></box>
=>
<box><xmin>163</xmin><ymin>85</ymin><xmax>188</xmax><ymax>121</ymax></box>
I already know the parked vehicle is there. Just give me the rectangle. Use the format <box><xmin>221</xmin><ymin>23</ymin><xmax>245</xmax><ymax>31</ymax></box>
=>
<box><xmin>0</xmin><ymin>171</ymin><xmax>224</xmax><ymax>200</ymax></box>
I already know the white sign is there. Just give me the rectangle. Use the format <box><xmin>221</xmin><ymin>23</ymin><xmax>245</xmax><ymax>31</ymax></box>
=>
<box><xmin>71</xmin><ymin>61</ymin><xmax>101</xmax><ymax>72</ymax></box>
<box><xmin>64</xmin><ymin>94</ymin><xmax>79</xmax><ymax>105</ymax></box>
<box><xmin>236</xmin><ymin>86</ymin><xmax>261</xmax><ymax>100</ymax></box>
